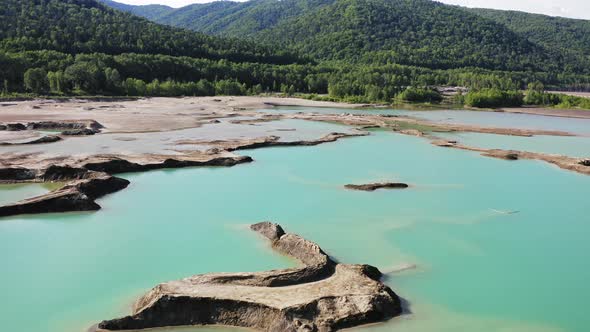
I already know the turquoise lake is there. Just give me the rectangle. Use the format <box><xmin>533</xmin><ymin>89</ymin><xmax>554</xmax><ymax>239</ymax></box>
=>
<box><xmin>1</xmin><ymin>116</ymin><xmax>589</xmax><ymax>332</ymax></box>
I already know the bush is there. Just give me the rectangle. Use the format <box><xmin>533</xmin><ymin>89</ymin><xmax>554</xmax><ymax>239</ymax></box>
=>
<box><xmin>395</xmin><ymin>87</ymin><xmax>443</xmax><ymax>103</ymax></box>
<box><xmin>464</xmin><ymin>89</ymin><xmax>523</xmax><ymax>108</ymax></box>
<box><xmin>215</xmin><ymin>79</ymin><xmax>246</xmax><ymax>96</ymax></box>
<box><xmin>524</xmin><ymin>90</ymin><xmax>590</xmax><ymax>110</ymax></box>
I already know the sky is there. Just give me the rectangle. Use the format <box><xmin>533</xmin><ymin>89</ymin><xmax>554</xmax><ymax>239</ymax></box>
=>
<box><xmin>114</xmin><ymin>0</ymin><xmax>590</xmax><ymax>20</ymax></box>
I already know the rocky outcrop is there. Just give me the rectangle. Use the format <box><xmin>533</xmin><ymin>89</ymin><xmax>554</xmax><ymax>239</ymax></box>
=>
<box><xmin>0</xmin><ymin>152</ymin><xmax>252</xmax><ymax>217</ymax></box>
<box><xmin>82</xmin><ymin>155</ymin><xmax>253</xmax><ymax>174</ymax></box>
<box><xmin>0</xmin><ymin>135</ymin><xmax>61</xmax><ymax>145</ymax></box>
<box><xmin>345</xmin><ymin>182</ymin><xmax>409</xmax><ymax>191</ymax></box>
<box><xmin>26</xmin><ymin>120</ymin><xmax>103</xmax><ymax>131</ymax></box>
<box><xmin>1</xmin><ymin>121</ymin><xmax>103</xmax><ymax>136</ymax></box>
<box><xmin>0</xmin><ymin>168</ymin><xmax>37</xmax><ymax>181</ymax></box>
<box><xmin>503</xmin><ymin>153</ymin><xmax>520</xmax><ymax>160</ymax></box>
<box><xmin>0</xmin><ymin>173</ymin><xmax>129</xmax><ymax>217</ymax></box>
<box><xmin>430</xmin><ymin>140</ymin><xmax>590</xmax><ymax>175</ymax></box>
<box><xmin>0</xmin><ymin>154</ymin><xmax>253</xmax><ymax>217</ymax></box>
<box><xmin>183</xmin><ymin>132</ymin><xmax>368</xmax><ymax>153</ymax></box>
<box><xmin>61</xmin><ymin>128</ymin><xmax>98</xmax><ymax>136</ymax></box>
<box><xmin>4</xmin><ymin>123</ymin><xmax>26</xmax><ymax>131</ymax></box>
<box><xmin>41</xmin><ymin>165</ymin><xmax>92</xmax><ymax>181</ymax></box>
<box><xmin>96</xmin><ymin>222</ymin><xmax>402</xmax><ymax>332</ymax></box>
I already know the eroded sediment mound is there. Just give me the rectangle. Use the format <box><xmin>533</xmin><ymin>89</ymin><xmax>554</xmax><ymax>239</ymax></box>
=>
<box><xmin>0</xmin><ymin>154</ymin><xmax>252</xmax><ymax>217</ymax></box>
<box><xmin>97</xmin><ymin>222</ymin><xmax>402</xmax><ymax>332</ymax></box>
<box><xmin>345</xmin><ymin>182</ymin><xmax>409</xmax><ymax>191</ymax></box>
<box><xmin>0</xmin><ymin>172</ymin><xmax>129</xmax><ymax>217</ymax></box>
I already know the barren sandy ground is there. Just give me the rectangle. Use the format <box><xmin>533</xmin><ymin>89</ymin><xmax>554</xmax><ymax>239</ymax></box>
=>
<box><xmin>500</xmin><ymin>106</ymin><xmax>590</xmax><ymax>119</ymax></box>
<box><xmin>0</xmin><ymin>96</ymin><xmax>589</xmax><ymax>217</ymax></box>
<box><xmin>0</xmin><ymin>96</ymin><xmax>364</xmax><ymax>133</ymax></box>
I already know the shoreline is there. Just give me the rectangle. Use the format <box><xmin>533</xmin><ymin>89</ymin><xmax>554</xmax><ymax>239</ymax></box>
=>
<box><xmin>1</xmin><ymin>96</ymin><xmax>589</xmax><ymax>218</ymax></box>
<box><xmin>499</xmin><ymin>106</ymin><xmax>590</xmax><ymax>119</ymax></box>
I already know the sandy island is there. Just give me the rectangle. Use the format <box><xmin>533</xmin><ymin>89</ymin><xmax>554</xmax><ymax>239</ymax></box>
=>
<box><xmin>95</xmin><ymin>222</ymin><xmax>402</xmax><ymax>332</ymax></box>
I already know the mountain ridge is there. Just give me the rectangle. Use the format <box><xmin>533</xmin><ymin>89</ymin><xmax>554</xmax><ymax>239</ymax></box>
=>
<box><xmin>99</xmin><ymin>0</ymin><xmax>590</xmax><ymax>74</ymax></box>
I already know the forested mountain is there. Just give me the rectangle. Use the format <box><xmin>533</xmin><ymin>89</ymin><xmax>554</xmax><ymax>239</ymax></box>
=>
<box><xmin>0</xmin><ymin>0</ymin><xmax>299</xmax><ymax>64</ymax></box>
<box><xmin>0</xmin><ymin>0</ymin><xmax>316</xmax><ymax>96</ymax></box>
<box><xmin>2</xmin><ymin>0</ymin><xmax>590</xmax><ymax>102</ymax></box>
<box><xmin>98</xmin><ymin>0</ymin><xmax>173</xmax><ymax>19</ymax></box>
<box><xmin>466</xmin><ymin>8</ymin><xmax>590</xmax><ymax>61</ymax></box>
<box><xmin>100</xmin><ymin>0</ymin><xmax>590</xmax><ymax>74</ymax></box>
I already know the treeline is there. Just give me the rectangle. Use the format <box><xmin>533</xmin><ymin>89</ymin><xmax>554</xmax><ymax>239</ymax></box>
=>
<box><xmin>5</xmin><ymin>50</ymin><xmax>590</xmax><ymax>103</ymax></box>
<box><xmin>456</xmin><ymin>82</ymin><xmax>590</xmax><ymax>110</ymax></box>
<box><xmin>1</xmin><ymin>50</ymin><xmax>320</xmax><ymax>95</ymax></box>
<box><xmin>523</xmin><ymin>82</ymin><xmax>590</xmax><ymax>109</ymax></box>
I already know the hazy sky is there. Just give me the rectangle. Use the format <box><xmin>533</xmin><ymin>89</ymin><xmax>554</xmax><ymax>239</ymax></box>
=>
<box><xmin>115</xmin><ymin>0</ymin><xmax>590</xmax><ymax>20</ymax></box>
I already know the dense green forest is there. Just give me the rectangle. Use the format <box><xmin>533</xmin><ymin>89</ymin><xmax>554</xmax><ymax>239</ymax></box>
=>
<box><xmin>101</xmin><ymin>0</ymin><xmax>590</xmax><ymax>74</ymax></box>
<box><xmin>106</xmin><ymin>0</ymin><xmax>590</xmax><ymax>68</ymax></box>
<box><xmin>467</xmin><ymin>8</ymin><xmax>590</xmax><ymax>62</ymax></box>
<box><xmin>0</xmin><ymin>0</ymin><xmax>299</xmax><ymax>64</ymax></box>
<box><xmin>2</xmin><ymin>0</ymin><xmax>590</xmax><ymax>107</ymax></box>
<box><xmin>99</xmin><ymin>0</ymin><xmax>173</xmax><ymax>19</ymax></box>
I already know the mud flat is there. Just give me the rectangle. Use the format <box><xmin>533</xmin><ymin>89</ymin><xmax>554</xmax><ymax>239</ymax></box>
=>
<box><xmin>287</xmin><ymin>113</ymin><xmax>574</xmax><ymax>137</ymax></box>
<box><xmin>0</xmin><ymin>97</ymin><xmax>363</xmax><ymax>133</ymax></box>
<box><xmin>95</xmin><ymin>222</ymin><xmax>402</xmax><ymax>332</ymax></box>
<box><xmin>1</xmin><ymin>96</ymin><xmax>588</xmax><ymax>217</ymax></box>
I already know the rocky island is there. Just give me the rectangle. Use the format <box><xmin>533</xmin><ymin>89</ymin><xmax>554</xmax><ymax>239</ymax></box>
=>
<box><xmin>345</xmin><ymin>182</ymin><xmax>410</xmax><ymax>191</ymax></box>
<box><xmin>96</xmin><ymin>222</ymin><xmax>402</xmax><ymax>332</ymax></box>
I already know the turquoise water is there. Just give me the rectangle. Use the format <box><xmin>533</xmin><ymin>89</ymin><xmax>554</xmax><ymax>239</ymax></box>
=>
<box><xmin>1</xmin><ymin>130</ymin><xmax>589</xmax><ymax>332</ymax></box>
<box><xmin>436</xmin><ymin>132</ymin><xmax>590</xmax><ymax>158</ymax></box>
<box><xmin>269</xmin><ymin>107</ymin><xmax>590</xmax><ymax>136</ymax></box>
<box><xmin>0</xmin><ymin>183</ymin><xmax>61</xmax><ymax>205</ymax></box>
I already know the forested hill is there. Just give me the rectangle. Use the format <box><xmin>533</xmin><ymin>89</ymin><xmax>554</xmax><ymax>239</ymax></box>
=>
<box><xmin>466</xmin><ymin>8</ymin><xmax>590</xmax><ymax>61</ymax></box>
<box><xmin>98</xmin><ymin>0</ymin><xmax>173</xmax><ymax>19</ymax></box>
<box><xmin>3</xmin><ymin>0</ymin><xmax>590</xmax><ymax>101</ymax></box>
<box><xmin>100</xmin><ymin>0</ymin><xmax>589</xmax><ymax>74</ymax></box>
<box><xmin>0</xmin><ymin>0</ymin><xmax>300</xmax><ymax>65</ymax></box>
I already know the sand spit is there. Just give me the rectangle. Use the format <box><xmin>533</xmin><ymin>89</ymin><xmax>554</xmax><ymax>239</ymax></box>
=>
<box><xmin>287</xmin><ymin>113</ymin><xmax>574</xmax><ymax>137</ymax></box>
<box><xmin>276</xmin><ymin>112</ymin><xmax>589</xmax><ymax>176</ymax></box>
<box><xmin>95</xmin><ymin>222</ymin><xmax>402</xmax><ymax>332</ymax></box>
<box><xmin>499</xmin><ymin>106</ymin><xmax>590</xmax><ymax>119</ymax></box>
<box><xmin>431</xmin><ymin>140</ymin><xmax>590</xmax><ymax>175</ymax></box>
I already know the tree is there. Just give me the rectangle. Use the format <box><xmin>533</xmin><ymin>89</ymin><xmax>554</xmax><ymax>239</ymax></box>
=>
<box><xmin>528</xmin><ymin>81</ymin><xmax>545</xmax><ymax>92</ymax></box>
<box><xmin>123</xmin><ymin>78</ymin><xmax>147</xmax><ymax>96</ymax></box>
<box><xmin>196</xmin><ymin>79</ymin><xmax>214</xmax><ymax>96</ymax></box>
<box><xmin>64</xmin><ymin>61</ymin><xmax>103</xmax><ymax>93</ymax></box>
<box><xmin>2</xmin><ymin>79</ymin><xmax>8</xmax><ymax>95</ymax></box>
<box><xmin>47</xmin><ymin>71</ymin><xmax>66</xmax><ymax>94</ymax></box>
<box><xmin>215</xmin><ymin>79</ymin><xmax>246</xmax><ymax>95</ymax></box>
<box><xmin>23</xmin><ymin>68</ymin><xmax>48</xmax><ymax>93</ymax></box>
<box><xmin>104</xmin><ymin>68</ymin><xmax>122</xmax><ymax>93</ymax></box>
